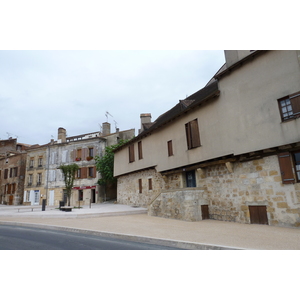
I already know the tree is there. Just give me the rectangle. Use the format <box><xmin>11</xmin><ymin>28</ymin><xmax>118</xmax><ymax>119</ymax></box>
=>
<box><xmin>58</xmin><ymin>164</ymin><xmax>79</xmax><ymax>206</ymax></box>
<box><xmin>95</xmin><ymin>139</ymin><xmax>128</xmax><ymax>186</ymax></box>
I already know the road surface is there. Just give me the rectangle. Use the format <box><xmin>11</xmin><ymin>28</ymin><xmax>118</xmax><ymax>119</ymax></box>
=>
<box><xmin>0</xmin><ymin>224</ymin><xmax>183</xmax><ymax>250</ymax></box>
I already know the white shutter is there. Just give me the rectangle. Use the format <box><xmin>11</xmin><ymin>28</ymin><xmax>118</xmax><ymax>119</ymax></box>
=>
<box><xmin>49</xmin><ymin>190</ymin><xmax>54</xmax><ymax>206</ymax></box>
<box><xmin>29</xmin><ymin>190</ymin><xmax>35</xmax><ymax>205</ymax></box>
<box><xmin>62</xmin><ymin>150</ymin><xmax>68</xmax><ymax>163</ymax></box>
<box><xmin>51</xmin><ymin>152</ymin><xmax>57</xmax><ymax>164</ymax></box>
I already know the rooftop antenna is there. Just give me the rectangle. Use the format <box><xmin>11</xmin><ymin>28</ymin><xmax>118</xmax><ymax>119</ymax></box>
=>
<box><xmin>114</xmin><ymin>120</ymin><xmax>118</xmax><ymax>131</ymax></box>
<box><xmin>98</xmin><ymin>123</ymin><xmax>102</xmax><ymax>132</ymax></box>
<box><xmin>105</xmin><ymin>111</ymin><xmax>113</xmax><ymax>122</ymax></box>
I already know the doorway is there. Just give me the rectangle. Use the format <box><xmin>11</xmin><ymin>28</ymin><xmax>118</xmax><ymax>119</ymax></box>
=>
<box><xmin>91</xmin><ymin>189</ymin><xmax>96</xmax><ymax>203</ymax></box>
<box><xmin>201</xmin><ymin>205</ymin><xmax>209</xmax><ymax>220</ymax></box>
<box><xmin>249</xmin><ymin>206</ymin><xmax>268</xmax><ymax>225</ymax></box>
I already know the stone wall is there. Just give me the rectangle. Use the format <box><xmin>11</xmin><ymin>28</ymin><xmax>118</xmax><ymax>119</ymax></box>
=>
<box><xmin>117</xmin><ymin>155</ymin><xmax>300</xmax><ymax>227</ymax></box>
<box><xmin>149</xmin><ymin>188</ymin><xmax>208</xmax><ymax>221</ymax></box>
<box><xmin>198</xmin><ymin>156</ymin><xmax>300</xmax><ymax>227</ymax></box>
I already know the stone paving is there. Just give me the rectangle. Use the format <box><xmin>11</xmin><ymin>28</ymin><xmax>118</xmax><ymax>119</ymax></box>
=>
<box><xmin>0</xmin><ymin>203</ymin><xmax>300</xmax><ymax>249</ymax></box>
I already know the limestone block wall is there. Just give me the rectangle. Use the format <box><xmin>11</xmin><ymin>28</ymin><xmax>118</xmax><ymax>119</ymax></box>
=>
<box><xmin>117</xmin><ymin>168</ymin><xmax>165</xmax><ymax>207</ymax></box>
<box><xmin>117</xmin><ymin>155</ymin><xmax>300</xmax><ymax>227</ymax></box>
<box><xmin>149</xmin><ymin>188</ymin><xmax>208</xmax><ymax>221</ymax></box>
<box><xmin>199</xmin><ymin>156</ymin><xmax>300</xmax><ymax>227</ymax></box>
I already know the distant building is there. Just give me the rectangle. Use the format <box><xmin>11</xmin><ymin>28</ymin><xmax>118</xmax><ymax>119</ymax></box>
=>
<box><xmin>0</xmin><ymin>138</ymin><xmax>30</xmax><ymax>205</ymax></box>
<box><xmin>23</xmin><ymin>124</ymin><xmax>135</xmax><ymax>206</ymax></box>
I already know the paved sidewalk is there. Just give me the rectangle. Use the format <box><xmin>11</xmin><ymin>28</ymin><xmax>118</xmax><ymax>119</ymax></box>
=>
<box><xmin>0</xmin><ymin>203</ymin><xmax>300</xmax><ymax>250</ymax></box>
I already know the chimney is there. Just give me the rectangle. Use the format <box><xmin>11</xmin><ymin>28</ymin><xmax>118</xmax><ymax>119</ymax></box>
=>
<box><xmin>58</xmin><ymin>127</ymin><xmax>66</xmax><ymax>143</ymax></box>
<box><xmin>102</xmin><ymin>122</ymin><xmax>111</xmax><ymax>136</ymax></box>
<box><xmin>139</xmin><ymin>113</ymin><xmax>152</xmax><ymax>133</ymax></box>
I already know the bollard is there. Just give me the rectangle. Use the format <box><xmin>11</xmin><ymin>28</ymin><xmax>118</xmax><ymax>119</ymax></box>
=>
<box><xmin>42</xmin><ymin>199</ymin><xmax>46</xmax><ymax>211</ymax></box>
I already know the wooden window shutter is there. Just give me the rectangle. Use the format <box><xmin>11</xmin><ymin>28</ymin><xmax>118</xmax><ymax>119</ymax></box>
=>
<box><xmin>278</xmin><ymin>152</ymin><xmax>295</xmax><ymax>184</ymax></box>
<box><xmin>190</xmin><ymin>119</ymin><xmax>201</xmax><ymax>148</ymax></box>
<box><xmin>185</xmin><ymin>123</ymin><xmax>192</xmax><ymax>149</ymax></box>
<box><xmin>148</xmin><ymin>178</ymin><xmax>152</xmax><ymax>190</ymax></box>
<box><xmin>138</xmin><ymin>141</ymin><xmax>143</xmax><ymax>160</ymax></box>
<box><xmin>185</xmin><ymin>119</ymin><xmax>201</xmax><ymax>149</ymax></box>
<box><xmin>138</xmin><ymin>179</ymin><xmax>142</xmax><ymax>193</ymax></box>
<box><xmin>83</xmin><ymin>148</ymin><xmax>88</xmax><ymax>160</ymax></box>
<box><xmin>93</xmin><ymin>166</ymin><xmax>97</xmax><ymax>178</ymax></box>
<box><xmin>168</xmin><ymin>140</ymin><xmax>173</xmax><ymax>156</ymax></box>
<box><xmin>81</xmin><ymin>167</ymin><xmax>87</xmax><ymax>179</ymax></box>
<box><xmin>15</xmin><ymin>167</ymin><xmax>18</xmax><ymax>177</ymax></box>
<box><xmin>290</xmin><ymin>92</ymin><xmax>300</xmax><ymax>117</ymax></box>
<box><xmin>129</xmin><ymin>144</ymin><xmax>135</xmax><ymax>163</ymax></box>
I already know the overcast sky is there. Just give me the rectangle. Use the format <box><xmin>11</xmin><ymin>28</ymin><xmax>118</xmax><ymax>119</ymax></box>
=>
<box><xmin>0</xmin><ymin>50</ymin><xmax>225</xmax><ymax>145</ymax></box>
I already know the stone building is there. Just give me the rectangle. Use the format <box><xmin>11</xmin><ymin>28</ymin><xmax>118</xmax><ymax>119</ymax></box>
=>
<box><xmin>114</xmin><ymin>50</ymin><xmax>300</xmax><ymax>227</ymax></box>
<box><xmin>0</xmin><ymin>138</ymin><xmax>30</xmax><ymax>205</ymax></box>
<box><xmin>23</xmin><ymin>124</ymin><xmax>135</xmax><ymax>206</ymax></box>
<box><xmin>23</xmin><ymin>144</ymin><xmax>48</xmax><ymax>205</ymax></box>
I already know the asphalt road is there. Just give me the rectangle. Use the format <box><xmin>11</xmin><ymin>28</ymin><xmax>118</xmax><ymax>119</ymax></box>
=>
<box><xmin>0</xmin><ymin>225</ymin><xmax>183</xmax><ymax>250</ymax></box>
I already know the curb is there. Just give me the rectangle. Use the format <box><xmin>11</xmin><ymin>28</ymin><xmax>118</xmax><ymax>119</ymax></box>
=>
<box><xmin>0</xmin><ymin>220</ymin><xmax>245</xmax><ymax>250</ymax></box>
<box><xmin>0</xmin><ymin>209</ymin><xmax>147</xmax><ymax>219</ymax></box>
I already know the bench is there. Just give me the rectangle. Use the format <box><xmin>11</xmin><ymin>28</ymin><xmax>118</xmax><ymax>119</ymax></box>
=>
<box><xmin>60</xmin><ymin>206</ymin><xmax>72</xmax><ymax>212</ymax></box>
<box><xmin>17</xmin><ymin>207</ymin><xmax>39</xmax><ymax>213</ymax></box>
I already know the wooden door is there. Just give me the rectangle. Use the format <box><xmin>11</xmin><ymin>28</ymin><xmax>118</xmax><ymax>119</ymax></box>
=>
<box><xmin>249</xmin><ymin>206</ymin><xmax>268</xmax><ymax>225</ymax></box>
<box><xmin>201</xmin><ymin>205</ymin><xmax>209</xmax><ymax>220</ymax></box>
<box><xmin>9</xmin><ymin>195</ymin><xmax>14</xmax><ymax>205</ymax></box>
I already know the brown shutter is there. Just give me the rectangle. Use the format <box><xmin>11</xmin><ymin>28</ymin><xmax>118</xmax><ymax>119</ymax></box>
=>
<box><xmin>185</xmin><ymin>123</ymin><xmax>192</xmax><ymax>149</ymax></box>
<box><xmin>129</xmin><ymin>144</ymin><xmax>135</xmax><ymax>163</ymax></box>
<box><xmin>190</xmin><ymin>119</ymin><xmax>201</xmax><ymax>148</ymax></box>
<box><xmin>148</xmin><ymin>178</ymin><xmax>152</xmax><ymax>190</ymax></box>
<box><xmin>290</xmin><ymin>92</ymin><xmax>300</xmax><ymax>117</ymax></box>
<box><xmin>83</xmin><ymin>148</ymin><xmax>88</xmax><ymax>160</ymax></box>
<box><xmin>138</xmin><ymin>141</ymin><xmax>143</xmax><ymax>160</ymax></box>
<box><xmin>138</xmin><ymin>179</ymin><xmax>142</xmax><ymax>193</ymax></box>
<box><xmin>93</xmin><ymin>166</ymin><xmax>97</xmax><ymax>178</ymax></box>
<box><xmin>15</xmin><ymin>167</ymin><xmax>18</xmax><ymax>177</ymax></box>
<box><xmin>81</xmin><ymin>167</ymin><xmax>87</xmax><ymax>179</ymax></box>
<box><xmin>168</xmin><ymin>140</ymin><xmax>173</xmax><ymax>156</ymax></box>
<box><xmin>278</xmin><ymin>152</ymin><xmax>295</xmax><ymax>184</ymax></box>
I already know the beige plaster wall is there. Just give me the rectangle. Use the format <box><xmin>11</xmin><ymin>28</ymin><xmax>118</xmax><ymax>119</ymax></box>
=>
<box><xmin>114</xmin><ymin>51</ymin><xmax>300</xmax><ymax>176</ymax></box>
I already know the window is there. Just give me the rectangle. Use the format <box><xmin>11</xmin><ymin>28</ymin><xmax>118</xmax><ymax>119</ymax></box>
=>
<box><xmin>278</xmin><ymin>91</ymin><xmax>300</xmax><ymax>121</ymax></box>
<box><xmin>37</xmin><ymin>173</ymin><xmax>42</xmax><ymax>185</ymax></box>
<box><xmin>28</xmin><ymin>174</ymin><xmax>33</xmax><ymax>186</ymax></box>
<box><xmin>185</xmin><ymin>170</ymin><xmax>196</xmax><ymax>187</ymax></box>
<box><xmin>148</xmin><ymin>178</ymin><xmax>153</xmax><ymax>190</ymax></box>
<box><xmin>88</xmin><ymin>167</ymin><xmax>96</xmax><ymax>178</ymax></box>
<box><xmin>29</xmin><ymin>158</ymin><xmax>34</xmax><ymax>168</ymax></box>
<box><xmin>278</xmin><ymin>151</ymin><xmax>300</xmax><ymax>183</ymax></box>
<box><xmin>10</xmin><ymin>167</ymin><xmax>18</xmax><ymax>178</ymax></box>
<box><xmin>129</xmin><ymin>144</ymin><xmax>135</xmax><ymax>163</ymax></box>
<box><xmin>167</xmin><ymin>140</ymin><xmax>173</xmax><ymax>156</ymax></box>
<box><xmin>185</xmin><ymin>119</ymin><xmax>201</xmax><ymax>150</ymax></box>
<box><xmin>88</xmin><ymin>148</ymin><xmax>94</xmax><ymax>158</ymax></box>
<box><xmin>138</xmin><ymin>179</ymin><xmax>142</xmax><ymax>193</ymax></box>
<box><xmin>4</xmin><ymin>169</ymin><xmax>8</xmax><ymax>179</ymax></box>
<box><xmin>38</xmin><ymin>157</ymin><xmax>43</xmax><ymax>167</ymax></box>
<box><xmin>138</xmin><ymin>141</ymin><xmax>143</xmax><ymax>160</ymax></box>
<box><xmin>77</xmin><ymin>168</ymin><xmax>81</xmax><ymax>179</ymax></box>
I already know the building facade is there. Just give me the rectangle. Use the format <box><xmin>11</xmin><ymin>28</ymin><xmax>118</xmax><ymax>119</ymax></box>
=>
<box><xmin>22</xmin><ymin>124</ymin><xmax>135</xmax><ymax>206</ymax></box>
<box><xmin>0</xmin><ymin>138</ymin><xmax>29</xmax><ymax>205</ymax></box>
<box><xmin>114</xmin><ymin>50</ymin><xmax>300</xmax><ymax>227</ymax></box>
